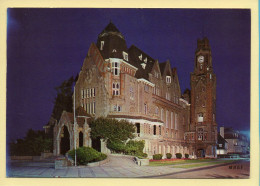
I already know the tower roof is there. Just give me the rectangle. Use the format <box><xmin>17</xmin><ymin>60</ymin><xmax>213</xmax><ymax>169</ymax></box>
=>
<box><xmin>98</xmin><ymin>21</ymin><xmax>124</xmax><ymax>39</ymax></box>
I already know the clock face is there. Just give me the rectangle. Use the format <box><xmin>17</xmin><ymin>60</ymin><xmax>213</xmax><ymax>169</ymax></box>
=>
<box><xmin>197</xmin><ymin>55</ymin><xmax>204</xmax><ymax>63</ymax></box>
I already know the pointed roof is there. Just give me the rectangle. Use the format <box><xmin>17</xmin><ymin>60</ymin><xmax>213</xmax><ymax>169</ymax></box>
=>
<box><xmin>98</xmin><ymin>21</ymin><xmax>124</xmax><ymax>39</ymax></box>
<box><xmin>159</xmin><ymin>62</ymin><xmax>167</xmax><ymax>75</ymax></box>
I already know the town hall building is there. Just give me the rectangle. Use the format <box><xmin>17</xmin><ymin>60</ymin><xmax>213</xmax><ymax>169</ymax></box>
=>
<box><xmin>51</xmin><ymin>22</ymin><xmax>218</xmax><ymax>158</ymax></box>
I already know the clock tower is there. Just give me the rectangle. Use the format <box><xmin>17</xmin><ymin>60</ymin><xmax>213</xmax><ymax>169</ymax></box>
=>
<box><xmin>190</xmin><ymin>38</ymin><xmax>217</xmax><ymax>158</ymax></box>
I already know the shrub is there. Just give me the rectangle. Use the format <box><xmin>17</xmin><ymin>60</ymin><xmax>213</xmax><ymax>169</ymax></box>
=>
<box><xmin>166</xmin><ymin>153</ymin><xmax>172</xmax><ymax>159</ymax></box>
<box><xmin>175</xmin><ymin>153</ymin><xmax>182</xmax><ymax>159</ymax></box>
<box><xmin>106</xmin><ymin>140</ymin><xmax>125</xmax><ymax>153</ymax></box>
<box><xmin>185</xmin><ymin>153</ymin><xmax>189</xmax><ymax>158</ymax></box>
<box><xmin>136</xmin><ymin>152</ymin><xmax>148</xmax><ymax>159</ymax></box>
<box><xmin>125</xmin><ymin>140</ymin><xmax>145</xmax><ymax>155</ymax></box>
<box><xmin>68</xmin><ymin>146</ymin><xmax>106</xmax><ymax>165</ymax></box>
<box><xmin>153</xmin><ymin>154</ymin><xmax>162</xmax><ymax>160</ymax></box>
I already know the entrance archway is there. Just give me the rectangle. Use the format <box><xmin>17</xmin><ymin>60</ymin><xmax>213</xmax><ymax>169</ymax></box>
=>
<box><xmin>60</xmin><ymin>125</ymin><xmax>70</xmax><ymax>155</ymax></box>
<box><xmin>79</xmin><ymin>131</ymin><xmax>83</xmax><ymax>147</ymax></box>
<box><xmin>197</xmin><ymin>149</ymin><xmax>205</xmax><ymax>158</ymax></box>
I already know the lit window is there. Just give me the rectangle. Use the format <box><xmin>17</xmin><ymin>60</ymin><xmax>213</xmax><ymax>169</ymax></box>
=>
<box><xmin>139</xmin><ymin>54</ymin><xmax>142</xmax><ymax>60</ymax></box>
<box><xmin>112</xmin><ymin>49</ymin><xmax>117</xmax><ymax>53</ymax></box>
<box><xmin>112</xmin><ymin>62</ymin><xmax>120</xmax><ymax>76</ymax></box>
<box><xmin>141</xmin><ymin>63</ymin><xmax>146</xmax><ymax>69</ymax></box>
<box><xmin>123</xmin><ymin>51</ymin><xmax>128</xmax><ymax>61</ymax></box>
<box><xmin>100</xmin><ymin>41</ymin><xmax>104</xmax><ymax>50</ymax></box>
<box><xmin>112</xmin><ymin>82</ymin><xmax>120</xmax><ymax>95</ymax></box>
<box><xmin>198</xmin><ymin>113</ymin><xmax>204</xmax><ymax>122</ymax></box>
<box><xmin>144</xmin><ymin>57</ymin><xmax>147</xmax><ymax>63</ymax></box>
<box><xmin>166</xmin><ymin>76</ymin><xmax>171</xmax><ymax>83</ymax></box>
<box><xmin>219</xmin><ymin>144</ymin><xmax>222</xmax><ymax>147</ymax></box>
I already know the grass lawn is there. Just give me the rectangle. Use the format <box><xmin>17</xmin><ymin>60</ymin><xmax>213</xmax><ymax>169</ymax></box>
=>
<box><xmin>173</xmin><ymin>160</ymin><xmax>235</xmax><ymax>168</ymax></box>
<box><xmin>149</xmin><ymin>159</ymin><xmax>237</xmax><ymax>167</ymax></box>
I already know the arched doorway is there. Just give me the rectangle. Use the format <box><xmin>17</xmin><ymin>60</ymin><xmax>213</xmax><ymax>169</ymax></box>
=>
<box><xmin>92</xmin><ymin>137</ymin><xmax>101</xmax><ymax>152</ymax></box>
<box><xmin>79</xmin><ymin>131</ymin><xmax>83</xmax><ymax>147</ymax></box>
<box><xmin>60</xmin><ymin>125</ymin><xmax>70</xmax><ymax>155</ymax></box>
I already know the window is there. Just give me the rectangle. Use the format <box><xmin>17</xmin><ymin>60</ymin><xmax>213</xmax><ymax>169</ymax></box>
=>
<box><xmin>112</xmin><ymin>62</ymin><xmax>120</xmax><ymax>76</ymax></box>
<box><xmin>112</xmin><ymin>49</ymin><xmax>117</xmax><ymax>53</ymax></box>
<box><xmin>144</xmin><ymin>57</ymin><xmax>147</xmax><ymax>63</ymax></box>
<box><xmin>144</xmin><ymin>103</ymin><xmax>148</xmax><ymax>114</ymax></box>
<box><xmin>81</xmin><ymin>89</ymin><xmax>84</xmax><ymax>99</ymax></box>
<box><xmin>219</xmin><ymin>144</ymin><xmax>222</xmax><ymax>147</ymax></box>
<box><xmin>87</xmin><ymin>88</ymin><xmax>89</xmax><ymax>98</ymax></box>
<box><xmin>171</xmin><ymin>112</ymin><xmax>173</xmax><ymax>129</ymax></box>
<box><xmin>210</xmin><ymin>74</ymin><xmax>212</xmax><ymax>79</ymax></box>
<box><xmin>139</xmin><ymin>54</ymin><xmax>142</xmax><ymax>60</ymax></box>
<box><xmin>93</xmin><ymin>102</ymin><xmax>95</xmax><ymax>114</ymax></box>
<box><xmin>198</xmin><ymin>128</ymin><xmax>204</xmax><ymax>140</ymax></box>
<box><xmin>90</xmin><ymin>88</ymin><xmax>92</xmax><ymax>98</ymax></box>
<box><xmin>113</xmin><ymin>105</ymin><xmax>117</xmax><ymax>111</ymax></box>
<box><xmin>136</xmin><ymin>123</ymin><xmax>140</xmax><ymax>134</ymax></box>
<box><xmin>198</xmin><ymin>113</ymin><xmax>204</xmax><ymax>122</ymax></box>
<box><xmin>100</xmin><ymin>41</ymin><xmax>104</xmax><ymax>50</ymax></box>
<box><xmin>155</xmin><ymin>106</ymin><xmax>159</xmax><ymax>115</ymax></box>
<box><xmin>159</xmin><ymin>126</ymin><xmax>161</xmax><ymax>135</ymax></box>
<box><xmin>92</xmin><ymin>88</ymin><xmax>95</xmax><ymax>97</ymax></box>
<box><xmin>87</xmin><ymin>103</ymin><xmax>90</xmax><ymax>114</ymax></box>
<box><xmin>154</xmin><ymin>72</ymin><xmax>159</xmax><ymax>78</ymax></box>
<box><xmin>123</xmin><ymin>51</ymin><xmax>128</xmax><ymax>61</ymax></box>
<box><xmin>141</xmin><ymin>63</ymin><xmax>146</xmax><ymax>69</ymax></box>
<box><xmin>112</xmin><ymin>82</ymin><xmax>120</xmax><ymax>95</ymax></box>
<box><xmin>166</xmin><ymin>110</ymin><xmax>169</xmax><ymax>128</ymax></box>
<box><xmin>166</xmin><ymin>76</ymin><xmax>171</xmax><ymax>83</ymax></box>
<box><xmin>166</xmin><ymin>92</ymin><xmax>170</xmax><ymax>100</ymax></box>
<box><xmin>144</xmin><ymin>84</ymin><xmax>149</xmax><ymax>92</ymax></box>
<box><xmin>161</xmin><ymin>109</ymin><xmax>164</xmax><ymax>121</ymax></box>
<box><xmin>153</xmin><ymin>125</ymin><xmax>156</xmax><ymax>135</ymax></box>
<box><xmin>175</xmin><ymin>113</ymin><xmax>178</xmax><ymax>130</ymax></box>
<box><xmin>130</xmin><ymin>87</ymin><xmax>134</xmax><ymax>100</ymax></box>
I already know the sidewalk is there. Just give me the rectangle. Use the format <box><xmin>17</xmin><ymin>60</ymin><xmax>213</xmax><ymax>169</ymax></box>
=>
<box><xmin>6</xmin><ymin>155</ymin><xmax>245</xmax><ymax>178</ymax></box>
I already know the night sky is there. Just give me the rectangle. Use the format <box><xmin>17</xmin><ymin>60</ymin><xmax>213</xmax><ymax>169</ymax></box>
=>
<box><xmin>7</xmin><ymin>8</ymin><xmax>250</xmax><ymax>142</ymax></box>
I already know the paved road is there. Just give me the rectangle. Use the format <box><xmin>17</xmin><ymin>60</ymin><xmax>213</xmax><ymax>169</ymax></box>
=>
<box><xmin>6</xmin><ymin>155</ymin><xmax>249</xmax><ymax>178</ymax></box>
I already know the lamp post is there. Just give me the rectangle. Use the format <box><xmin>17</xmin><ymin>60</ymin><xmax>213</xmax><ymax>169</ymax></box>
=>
<box><xmin>73</xmin><ymin>86</ymin><xmax>77</xmax><ymax>166</ymax></box>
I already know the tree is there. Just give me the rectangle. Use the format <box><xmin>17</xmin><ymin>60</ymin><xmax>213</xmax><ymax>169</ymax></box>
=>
<box><xmin>51</xmin><ymin>76</ymin><xmax>74</xmax><ymax>121</ymax></box>
<box><xmin>90</xmin><ymin>117</ymin><xmax>136</xmax><ymax>144</ymax></box>
<box><xmin>9</xmin><ymin>129</ymin><xmax>52</xmax><ymax>156</ymax></box>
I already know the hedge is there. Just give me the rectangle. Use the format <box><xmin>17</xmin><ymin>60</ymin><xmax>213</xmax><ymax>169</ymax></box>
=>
<box><xmin>185</xmin><ymin>153</ymin><xmax>189</xmax><ymax>158</ymax></box>
<box><xmin>175</xmin><ymin>153</ymin><xmax>182</xmax><ymax>159</ymax></box>
<box><xmin>166</xmin><ymin>153</ymin><xmax>172</xmax><ymax>159</ymax></box>
<box><xmin>153</xmin><ymin>154</ymin><xmax>163</xmax><ymax>160</ymax></box>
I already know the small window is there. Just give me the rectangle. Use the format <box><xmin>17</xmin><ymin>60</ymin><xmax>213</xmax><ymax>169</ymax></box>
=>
<box><xmin>144</xmin><ymin>103</ymin><xmax>148</xmax><ymax>114</ymax></box>
<box><xmin>219</xmin><ymin>144</ymin><xmax>222</xmax><ymax>147</ymax></box>
<box><xmin>92</xmin><ymin>88</ymin><xmax>95</xmax><ymax>97</ymax></box>
<box><xmin>198</xmin><ymin>113</ymin><xmax>204</xmax><ymax>122</ymax></box>
<box><xmin>112</xmin><ymin>62</ymin><xmax>120</xmax><ymax>76</ymax></box>
<box><xmin>144</xmin><ymin>84</ymin><xmax>149</xmax><ymax>92</ymax></box>
<box><xmin>123</xmin><ymin>51</ymin><xmax>128</xmax><ymax>61</ymax></box>
<box><xmin>112</xmin><ymin>82</ymin><xmax>120</xmax><ymax>95</ymax></box>
<box><xmin>166</xmin><ymin>76</ymin><xmax>171</xmax><ymax>83</ymax></box>
<box><xmin>112</xmin><ymin>49</ymin><xmax>117</xmax><ymax>53</ymax></box>
<box><xmin>100</xmin><ymin>41</ymin><xmax>104</xmax><ymax>50</ymax></box>
<box><xmin>144</xmin><ymin>57</ymin><xmax>147</xmax><ymax>63</ymax></box>
<box><xmin>153</xmin><ymin>125</ymin><xmax>156</xmax><ymax>135</ymax></box>
<box><xmin>155</xmin><ymin>106</ymin><xmax>159</xmax><ymax>115</ymax></box>
<box><xmin>87</xmin><ymin>88</ymin><xmax>89</xmax><ymax>98</ymax></box>
<box><xmin>139</xmin><ymin>54</ymin><xmax>142</xmax><ymax>60</ymax></box>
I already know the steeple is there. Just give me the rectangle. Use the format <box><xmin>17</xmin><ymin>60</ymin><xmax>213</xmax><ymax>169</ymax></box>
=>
<box><xmin>97</xmin><ymin>22</ymin><xmax>127</xmax><ymax>60</ymax></box>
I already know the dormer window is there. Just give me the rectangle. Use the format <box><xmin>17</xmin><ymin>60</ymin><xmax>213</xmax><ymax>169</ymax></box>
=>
<box><xmin>112</xmin><ymin>49</ymin><xmax>117</xmax><ymax>53</ymax></box>
<box><xmin>144</xmin><ymin>57</ymin><xmax>147</xmax><ymax>63</ymax></box>
<box><xmin>166</xmin><ymin>76</ymin><xmax>171</xmax><ymax>83</ymax></box>
<box><xmin>123</xmin><ymin>51</ymin><xmax>128</xmax><ymax>61</ymax></box>
<box><xmin>139</xmin><ymin>54</ymin><xmax>142</xmax><ymax>60</ymax></box>
<box><xmin>141</xmin><ymin>63</ymin><xmax>146</xmax><ymax>69</ymax></box>
<box><xmin>100</xmin><ymin>41</ymin><xmax>104</xmax><ymax>50</ymax></box>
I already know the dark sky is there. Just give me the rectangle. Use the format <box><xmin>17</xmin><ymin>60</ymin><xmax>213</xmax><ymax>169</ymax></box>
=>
<box><xmin>7</xmin><ymin>8</ymin><xmax>250</xmax><ymax>142</ymax></box>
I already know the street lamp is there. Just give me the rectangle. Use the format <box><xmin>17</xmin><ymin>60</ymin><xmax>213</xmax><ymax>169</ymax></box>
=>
<box><xmin>73</xmin><ymin>86</ymin><xmax>77</xmax><ymax>166</ymax></box>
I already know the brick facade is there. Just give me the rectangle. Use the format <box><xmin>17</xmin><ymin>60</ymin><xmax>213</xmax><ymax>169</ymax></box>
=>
<box><xmin>53</xmin><ymin>22</ymin><xmax>217</xmax><ymax>158</ymax></box>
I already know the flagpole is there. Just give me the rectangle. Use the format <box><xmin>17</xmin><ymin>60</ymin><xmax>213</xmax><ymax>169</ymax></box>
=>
<box><xmin>73</xmin><ymin>86</ymin><xmax>77</xmax><ymax>166</ymax></box>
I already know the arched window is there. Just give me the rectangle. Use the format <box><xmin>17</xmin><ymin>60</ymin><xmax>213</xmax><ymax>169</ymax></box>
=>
<box><xmin>198</xmin><ymin>128</ymin><xmax>204</xmax><ymax>140</ymax></box>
